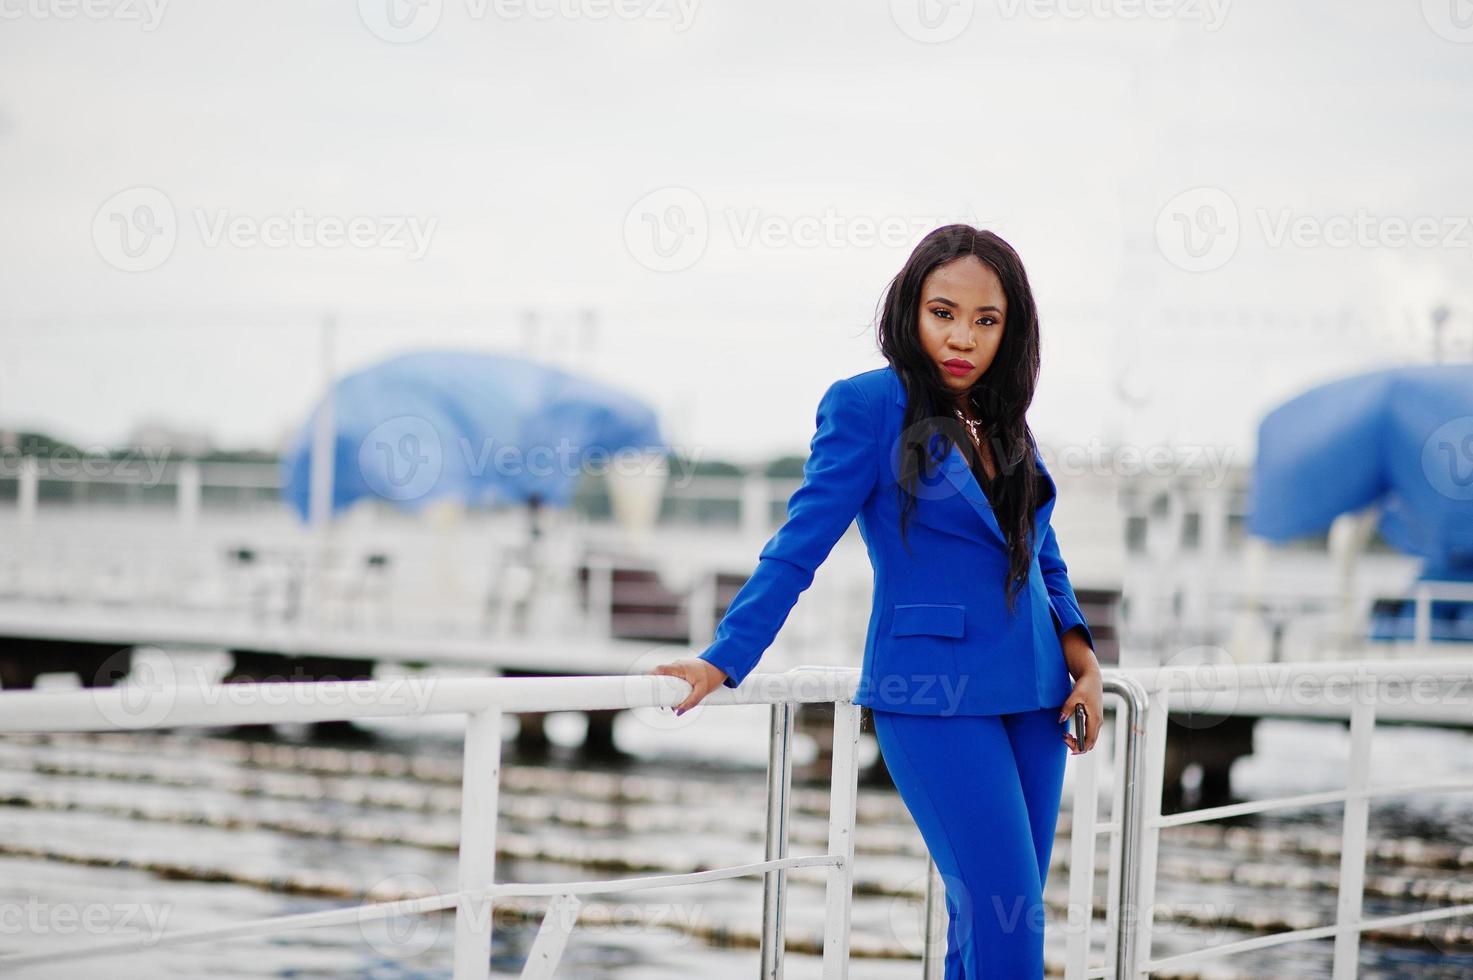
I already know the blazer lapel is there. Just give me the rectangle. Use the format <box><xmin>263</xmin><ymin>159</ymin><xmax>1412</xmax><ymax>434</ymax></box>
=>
<box><xmin>891</xmin><ymin>370</ymin><xmax>1056</xmax><ymax>555</ymax></box>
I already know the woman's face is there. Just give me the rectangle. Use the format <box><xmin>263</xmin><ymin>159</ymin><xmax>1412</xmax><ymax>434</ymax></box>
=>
<box><xmin>916</xmin><ymin>255</ymin><xmax>1008</xmax><ymax>404</ymax></box>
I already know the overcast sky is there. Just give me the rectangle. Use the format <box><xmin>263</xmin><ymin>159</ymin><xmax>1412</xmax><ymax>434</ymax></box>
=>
<box><xmin>3</xmin><ymin>1</ymin><xmax>1471</xmax><ymax>463</ymax></box>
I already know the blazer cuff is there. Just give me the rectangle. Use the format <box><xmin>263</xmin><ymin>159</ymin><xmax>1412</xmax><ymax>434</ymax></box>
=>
<box><xmin>1048</xmin><ymin>595</ymin><xmax>1095</xmax><ymax>651</ymax></box>
<box><xmin>697</xmin><ymin>641</ymin><xmax>748</xmax><ymax>690</ymax></box>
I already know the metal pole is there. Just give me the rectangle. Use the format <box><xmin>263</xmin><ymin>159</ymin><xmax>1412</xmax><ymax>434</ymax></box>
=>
<box><xmin>1126</xmin><ymin>678</ymin><xmax>1168</xmax><ymax>978</ymax></box>
<box><xmin>1101</xmin><ymin>694</ymin><xmax>1129</xmax><ymax>973</ymax></box>
<box><xmin>1331</xmin><ymin>678</ymin><xmax>1376</xmax><ymax>978</ymax></box>
<box><xmin>453</xmin><ymin>707</ymin><xmax>502</xmax><ymax>980</ymax></box>
<box><xmin>760</xmin><ymin>701</ymin><xmax>796</xmax><ymax>979</ymax></box>
<box><xmin>1101</xmin><ymin>673</ymin><xmax>1149</xmax><ymax>980</ymax></box>
<box><xmin>920</xmin><ymin>856</ymin><xmax>946</xmax><ymax>980</ymax></box>
<box><xmin>309</xmin><ymin>313</ymin><xmax>336</xmax><ymax>531</ymax></box>
<box><xmin>307</xmin><ymin>314</ymin><xmax>337</xmax><ymax>625</ymax></box>
<box><xmin>821</xmin><ymin>700</ymin><xmax>862</xmax><ymax>979</ymax></box>
<box><xmin>1062</xmin><ymin>723</ymin><xmax>1100</xmax><ymax>977</ymax></box>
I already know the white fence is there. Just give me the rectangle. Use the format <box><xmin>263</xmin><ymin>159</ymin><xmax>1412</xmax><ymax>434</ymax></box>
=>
<box><xmin>0</xmin><ymin>667</ymin><xmax>865</xmax><ymax>978</ymax></box>
<box><xmin>1073</xmin><ymin>658</ymin><xmax>1473</xmax><ymax>979</ymax></box>
<box><xmin>0</xmin><ymin>660</ymin><xmax>1469</xmax><ymax>977</ymax></box>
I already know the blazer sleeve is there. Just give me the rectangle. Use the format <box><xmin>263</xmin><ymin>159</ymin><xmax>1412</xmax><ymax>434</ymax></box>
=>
<box><xmin>1038</xmin><ymin>521</ymin><xmax>1095</xmax><ymax>651</ymax></box>
<box><xmin>697</xmin><ymin>377</ymin><xmax>879</xmax><ymax>690</ymax></box>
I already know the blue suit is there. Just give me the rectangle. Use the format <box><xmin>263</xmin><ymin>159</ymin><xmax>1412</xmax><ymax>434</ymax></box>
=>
<box><xmin>697</xmin><ymin>363</ymin><xmax>1093</xmax><ymax>716</ymax></box>
<box><xmin>697</xmin><ymin>363</ymin><xmax>1092</xmax><ymax>978</ymax></box>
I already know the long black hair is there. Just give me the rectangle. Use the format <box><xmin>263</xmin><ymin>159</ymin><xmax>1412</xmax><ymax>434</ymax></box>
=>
<box><xmin>874</xmin><ymin>224</ymin><xmax>1044</xmax><ymax>612</ymax></box>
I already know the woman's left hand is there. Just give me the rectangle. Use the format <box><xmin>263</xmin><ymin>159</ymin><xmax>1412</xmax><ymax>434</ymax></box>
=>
<box><xmin>1059</xmin><ymin>661</ymin><xmax>1104</xmax><ymax>754</ymax></box>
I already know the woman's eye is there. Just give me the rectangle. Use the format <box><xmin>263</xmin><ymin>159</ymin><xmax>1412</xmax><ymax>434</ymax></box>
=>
<box><xmin>932</xmin><ymin>309</ymin><xmax>951</xmax><ymax>319</ymax></box>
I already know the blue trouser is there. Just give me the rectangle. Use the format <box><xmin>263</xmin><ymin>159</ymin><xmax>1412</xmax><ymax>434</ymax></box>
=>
<box><xmin>871</xmin><ymin>707</ymin><xmax>1068</xmax><ymax>979</ymax></box>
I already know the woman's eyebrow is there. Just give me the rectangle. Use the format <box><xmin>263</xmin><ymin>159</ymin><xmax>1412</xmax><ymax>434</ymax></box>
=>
<box><xmin>927</xmin><ymin>295</ymin><xmax>1002</xmax><ymax>314</ymax></box>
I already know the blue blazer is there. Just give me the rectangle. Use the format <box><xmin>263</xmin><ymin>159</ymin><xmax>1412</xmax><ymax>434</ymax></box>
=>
<box><xmin>697</xmin><ymin>364</ymin><xmax>1093</xmax><ymax>716</ymax></box>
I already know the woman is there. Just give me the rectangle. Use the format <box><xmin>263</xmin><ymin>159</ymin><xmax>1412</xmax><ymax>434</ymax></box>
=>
<box><xmin>652</xmin><ymin>224</ymin><xmax>1103</xmax><ymax>978</ymax></box>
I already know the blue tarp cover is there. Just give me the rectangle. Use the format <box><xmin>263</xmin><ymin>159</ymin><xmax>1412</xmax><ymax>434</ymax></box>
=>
<box><xmin>280</xmin><ymin>350</ymin><xmax>668</xmax><ymax>521</ymax></box>
<box><xmin>1246</xmin><ymin>363</ymin><xmax>1473</xmax><ymax>580</ymax></box>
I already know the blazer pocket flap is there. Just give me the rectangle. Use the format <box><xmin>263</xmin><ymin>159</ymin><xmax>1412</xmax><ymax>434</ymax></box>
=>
<box><xmin>890</xmin><ymin>602</ymin><xmax>966</xmax><ymax>638</ymax></box>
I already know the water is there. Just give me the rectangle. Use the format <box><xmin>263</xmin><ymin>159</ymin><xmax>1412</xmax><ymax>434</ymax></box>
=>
<box><xmin>1</xmin><ymin>672</ymin><xmax>1470</xmax><ymax>978</ymax></box>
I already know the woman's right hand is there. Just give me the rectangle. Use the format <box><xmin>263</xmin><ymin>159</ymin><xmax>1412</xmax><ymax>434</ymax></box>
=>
<box><xmin>649</xmin><ymin>658</ymin><xmax>728</xmax><ymax>715</ymax></box>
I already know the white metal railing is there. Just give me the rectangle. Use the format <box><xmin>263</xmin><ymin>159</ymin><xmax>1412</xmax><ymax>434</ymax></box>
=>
<box><xmin>1057</xmin><ymin>675</ymin><xmax>1150</xmax><ymax>980</ymax></box>
<box><xmin>5</xmin><ymin>659</ymin><xmax>1467</xmax><ymax>976</ymax></box>
<box><xmin>0</xmin><ymin>667</ymin><xmax>867</xmax><ymax>978</ymax></box>
<box><xmin>1083</xmin><ymin>658</ymin><xmax>1473</xmax><ymax>979</ymax></box>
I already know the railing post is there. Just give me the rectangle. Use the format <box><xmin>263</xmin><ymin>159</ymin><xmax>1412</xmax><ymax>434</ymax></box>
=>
<box><xmin>1128</xmin><ymin>683</ymin><xmax>1170</xmax><ymax>978</ymax></box>
<box><xmin>1102</xmin><ymin>673</ymin><xmax>1149</xmax><ymax>980</ymax></box>
<box><xmin>1101</xmin><ymin>695</ymin><xmax>1128</xmax><ymax>974</ymax></box>
<box><xmin>454</xmin><ymin>707</ymin><xmax>502</xmax><ymax>980</ymax></box>
<box><xmin>1063</xmin><ymin>730</ymin><xmax>1100</xmax><ymax>978</ymax></box>
<box><xmin>1332</xmin><ymin>677</ymin><xmax>1376</xmax><ymax>979</ymax></box>
<box><xmin>761</xmin><ymin>700</ymin><xmax>797</xmax><ymax>979</ymax></box>
<box><xmin>821</xmin><ymin>700</ymin><xmax>862</xmax><ymax>979</ymax></box>
<box><xmin>921</xmin><ymin>856</ymin><xmax>946</xmax><ymax>980</ymax></box>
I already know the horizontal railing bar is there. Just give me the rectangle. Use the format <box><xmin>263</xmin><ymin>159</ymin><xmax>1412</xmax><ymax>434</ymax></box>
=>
<box><xmin>1153</xmin><ymin>788</ymin><xmax>1352</xmax><ymax>827</ymax></box>
<box><xmin>1153</xmin><ymin>777</ymin><xmax>1473</xmax><ymax>828</ymax></box>
<box><xmin>7</xmin><ymin>659</ymin><xmax>1469</xmax><ymax>737</ymax></box>
<box><xmin>1363</xmin><ymin>776</ymin><xmax>1473</xmax><ymax>797</ymax></box>
<box><xmin>1127</xmin><ymin>658</ymin><xmax>1473</xmax><ymax>693</ymax></box>
<box><xmin>0</xmin><ymin>852</ymin><xmax>845</xmax><ymax>968</ymax></box>
<box><xmin>1146</xmin><ymin>900</ymin><xmax>1473</xmax><ymax>971</ymax></box>
<box><xmin>0</xmin><ymin>667</ymin><xmax>864</xmax><ymax>734</ymax></box>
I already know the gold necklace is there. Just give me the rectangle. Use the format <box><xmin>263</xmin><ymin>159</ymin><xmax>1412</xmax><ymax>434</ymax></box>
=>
<box><xmin>952</xmin><ymin>406</ymin><xmax>983</xmax><ymax>442</ymax></box>
<box><xmin>953</xmin><ymin>406</ymin><xmax>989</xmax><ymax>466</ymax></box>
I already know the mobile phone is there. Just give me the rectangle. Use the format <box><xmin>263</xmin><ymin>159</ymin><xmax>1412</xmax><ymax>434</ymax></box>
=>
<box><xmin>1071</xmin><ymin>703</ymin><xmax>1088</xmax><ymax>750</ymax></box>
